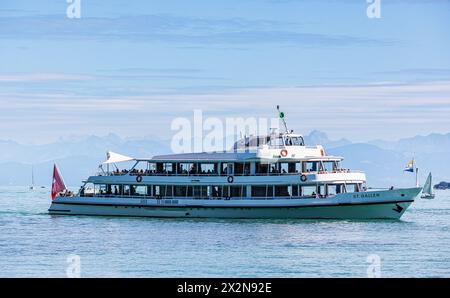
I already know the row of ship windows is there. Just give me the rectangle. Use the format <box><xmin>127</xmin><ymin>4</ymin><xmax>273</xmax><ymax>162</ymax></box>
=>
<box><xmin>81</xmin><ymin>183</ymin><xmax>364</xmax><ymax>198</ymax></box>
<box><xmin>104</xmin><ymin>160</ymin><xmax>344</xmax><ymax>176</ymax></box>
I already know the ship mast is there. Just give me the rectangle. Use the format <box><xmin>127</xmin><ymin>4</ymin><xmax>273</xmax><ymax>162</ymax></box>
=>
<box><xmin>276</xmin><ymin>105</ymin><xmax>289</xmax><ymax>134</ymax></box>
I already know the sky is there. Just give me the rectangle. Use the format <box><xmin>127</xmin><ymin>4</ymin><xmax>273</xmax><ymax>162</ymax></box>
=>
<box><xmin>0</xmin><ymin>0</ymin><xmax>449</xmax><ymax>144</ymax></box>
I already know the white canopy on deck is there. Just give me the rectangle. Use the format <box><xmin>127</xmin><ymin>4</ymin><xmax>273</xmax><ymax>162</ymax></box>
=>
<box><xmin>103</xmin><ymin>151</ymin><xmax>135</xmax><ymax>164</ymax></box>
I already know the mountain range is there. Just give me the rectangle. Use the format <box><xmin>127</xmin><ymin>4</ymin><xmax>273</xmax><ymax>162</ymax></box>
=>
<box><xmin>0</xmin><ymin>131</ymin><xmax>448</xmax><ymax>188</ymax></box>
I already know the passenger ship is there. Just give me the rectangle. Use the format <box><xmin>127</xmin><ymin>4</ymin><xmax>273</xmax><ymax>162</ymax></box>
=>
<box><xmin>49</xmin><ymin>109</ymin><xmax>421</xmax><ymax>219</ymax></box>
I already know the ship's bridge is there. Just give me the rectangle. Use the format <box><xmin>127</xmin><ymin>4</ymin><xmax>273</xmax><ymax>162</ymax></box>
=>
<box><xmin>233</xmin><ymin>132</ymin><xmax>325</xmax><ymax>160</ymax></box>
<box><xmin>233</xmin><ymin>132</ymin><xmax>304</xmax><ymax>150</ymax></box>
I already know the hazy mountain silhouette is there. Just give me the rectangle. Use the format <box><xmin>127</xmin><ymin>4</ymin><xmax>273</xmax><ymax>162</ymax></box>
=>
<box><xmin>0</xmin><ymin>131</ymin><xmax>448</xmax><ymax>188</ymax></box>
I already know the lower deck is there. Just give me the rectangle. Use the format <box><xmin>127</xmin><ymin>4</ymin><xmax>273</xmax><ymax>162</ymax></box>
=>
<box><xmin>49</xmin><ymin>187</ymin><xmax>422</xmax><ymax>219</ymax></box>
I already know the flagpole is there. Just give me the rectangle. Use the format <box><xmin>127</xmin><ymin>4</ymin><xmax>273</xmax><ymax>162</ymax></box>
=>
<box><xmin>414</xmin><ymin>158</ymin><xmax>419</xmax><ymax>187</ymax></box>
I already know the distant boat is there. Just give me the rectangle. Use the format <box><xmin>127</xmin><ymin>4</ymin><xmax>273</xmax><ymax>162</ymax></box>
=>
<box><xmin>29</xmin><ymin>166</ymin><xmax>36</xmax><ymax>191</ymax></box>
<box><xmin>421</xmin><ymin>172</ymin><xmax>435</xmax><ymax>199</ymax></box>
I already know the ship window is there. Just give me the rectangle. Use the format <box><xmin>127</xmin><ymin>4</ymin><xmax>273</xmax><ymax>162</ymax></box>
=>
<box><xmin>279</xmin><ymin>163</ymin><xmax>289</xmax><ymax>174</ymax></box>
<box><xmin>251</xmin><ymin>186</ymin><xmax>266</xmax><ymax>197</ymax></box>
<box><xmin>249</xmin><ymin>137</ymin><xmax>258</xmax><ymax>147</ymax></box>
<box><xmin>251</xmin><ymin>185</ymin><xmax>274</xmax><ymax>197</ymax></box>
<box><xmin>317</xmin><ymin>185</ymin><xmax>325</xmax><ymax>197</ymax></box>
<box><xmin>290</xmin><ymin>137</ymin><xmax>298</xmax><ymax>146</ymax></box>
<box><xmin>176</xmin><ymin>163</ymin><xmax>186</xmax><ymax>175</ymax></box>
<box><xmin>327</xmin><ymin>184</ymin><xmax>345</xmax><ymax>196</ymax></box>
<box><xmin>80</xmin><ymin>183</ymin><xmax>94</xmax><ymax>197</ymax></box>
<box><xmin>123</xmin><ymin>185</ymin><xmax>131</xmax><ymax>196</ymax></box>
<box><xmin>301</xmin><ymin>185</ymin><xmax>316</xmax><ymax>197</ymax></box>
<box><xmin>155</xmin><ymin>163</ymin><xmax>164</xmax><ymax>174</ymax></box>
<box><xmin>110</xmin><ymin>185</ymin><xmax>120</xmax><ymax>196</ymax></box>
<box><xmin>94</xmin><ymin>184</ymin><xmax>107</xmax><ymax>195</ymax></box>
<box><xmin>234</xmin><ymin>163</ymin><xmax>243</xmax><ymax>175</ymax></box>
<box><xmin>333</xmin><ymin>161</ymin><xmax>341</xmax><ymax>171</ymax></box>
<box><xmin>153</xmin><ymin>185</ymin><xmax>161</xmax><ymax>196</ymax></box>
<box><xmin>269</xmin><ymin>163</ymin><xmax>279</xmax><ymax>174</ymax></box>
<box><xmin>222</xmin><ymin>186</ymin><xmax>229</xmax><ymax>197</ymax></box>
<box><xmin>288</xmin><ymin>162</ymin><xmax>298</xmax><ymax>173</ymax></box>
<box><xmin>256</xmin><ymin>162</ymin><xmax>269</xmax><ymax>175</ymax></box>
<box><xmin>178</xmin><ymin>163</ymin><xmax>195</xmax><ymax>175</ymax></box>
<box><xmin>234</xmin><ymin>163</ymin><xmax>250</xmax><ymax>175</ymax></box>
<box><xmin>346</xmin><ymin>184</ymin><xmax>359</xmax><ymax>193</ymax></box>
<box><xmin>275</xmin><ymin>185</ymin><xmax>290</xmax><ymax>197</ymax></box>
<box><xmin>191</xmin><ymin>186</ymin><xmax>207</xmax><ymax>198</ymax></box>
<box><xmin>152</xmin><ymin>185</ymin><xmax>172</xmax><ymax>197</ymax></box>
<box><xmin>209</xmin><ymin>186</ymin><xmax>222</xmax><ymax>197</ymax></box>
<box><xmin>270</xmin><ymin>136</ymin><xmax>284</xmax><ymax>147</ymax></box>
<box><xmin>146</xmin><ymin>162</ymin><xmax>155</xmax><ymax>174</ymax></box>
<box><xmin>174</xmin><ymin>186</ymin><xmax>187</xmax><ymax>197</ymax></box>
<box><xmin>199</xmin><ymin>163</ymin><xmax>217</xmax><ymax>175</ymax></box>
<box><xmin>257</xmin><ymin>136</ymin><xmax>269</xmax><ymax>146</ymax></box>
<box><xmin>221</xmin><ymin>163</ymin><xmax>233</xmax><ymax>175</ymax></box>
<box><xmin>230</xmin><ymin>185</ymin><xmax>245</xmax><ymax>197</ymax></box>
<box><xmin>193</xmin><ymin>186</ymin><xmax>200</xmax><ymax>197</ymax></box>
<box><xmin>202</xmin><ymin>186</ymin><xmax>207</xmax><ymax>197</ymax></box>
<box><xmin>166</xmin><ymin>186</ymin><xmax>173</xmax><ymax>196</ymax></box>
<box><xmin>305</xmin><ymin>161</ymin><xmax>319</xmax><ymax>172</ymax></box>
<box><xmin>292</xmin><ymin>185</ymin><xmax>299</xmax><ymax>196</ymax></box>
<box><xmin>327</xmin><ymin>184</ymin><xmax>337</xmax><ymax>196</ymax></box>
<box><xmin>322</xmin><ymin>161</ymin><xmax>335</xmax><ymax>172</ymax></box>
<box><xmin>162</xmin><ymin>163</ymin><xmax>174</xmax><ymax>174</ymax></box>
<box><xmin>133</xmin><ymin>185</ymin><xmax>146</xmax><ymax>196</ymax></box>
<box><xmin>189</xmin><ymin>163</ymin><xmax>198</xmax><ymax>175</ymax></box>
<box><xmin>267</xmin><ymin>185</ymin><xmax>274</xmax><ymax>197</ymax></box>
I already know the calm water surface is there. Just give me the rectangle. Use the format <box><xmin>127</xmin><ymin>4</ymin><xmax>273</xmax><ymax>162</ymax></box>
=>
<box><xmin>0</xmin><ymin>186</ymin><xmax>449</xmax><ymax>277</ymax></box>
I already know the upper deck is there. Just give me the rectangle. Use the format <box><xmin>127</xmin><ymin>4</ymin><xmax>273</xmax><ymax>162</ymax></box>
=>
<box><xmin>92</xmin><ymin>115</ymin><xmax>365</xmax><ymax>184</ymax></box>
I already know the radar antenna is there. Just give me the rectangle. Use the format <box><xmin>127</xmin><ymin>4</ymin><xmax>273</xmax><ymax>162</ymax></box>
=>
<box><xmin>276</xmin><ymin>105</ymin><xmax>289</xmax><ymax>134</ymax></box>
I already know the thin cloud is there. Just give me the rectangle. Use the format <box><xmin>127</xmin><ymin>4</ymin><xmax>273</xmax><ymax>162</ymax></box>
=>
<box><xmin>0</xmin><ymin>80</ymin><xmax>449</xmax><ymax>143</ymax></box>
<box><xmin>0</xmin><ymin>14</ymin><xmax>391</xmax><ymax>47</ymax></box>
<box><xmin>0</xmin><ymin>73</ymin><xmax>93</xmax><ymax>82</ymax></box>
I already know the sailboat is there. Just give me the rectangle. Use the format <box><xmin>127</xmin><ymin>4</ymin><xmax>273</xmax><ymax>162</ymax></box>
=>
<box><xmin>421</xmin><ymin>172</ymin><xmax>435</xmax><ymax>199</ymax></box>
<box><xmin>29</xmin><ymin>166</ymin><xmax>36</xmax><ymax>191</ymax></box>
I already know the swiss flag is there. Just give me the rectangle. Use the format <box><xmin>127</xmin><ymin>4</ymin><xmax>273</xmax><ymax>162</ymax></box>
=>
<box><xmin>51</xmin><ymin>164</ymin><xmax>66</xmax><ymax>200</ymax></box>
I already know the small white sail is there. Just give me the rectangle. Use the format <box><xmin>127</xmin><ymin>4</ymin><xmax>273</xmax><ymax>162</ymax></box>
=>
<box><xmin>421</xmin><ymin>172</ymin><xmax>435</xmax><ymax>199</ymax></box>
<box><xmin>423</xmin><ymin>173</ymin><xmax>432</xmax><ymax>195</ymax></box>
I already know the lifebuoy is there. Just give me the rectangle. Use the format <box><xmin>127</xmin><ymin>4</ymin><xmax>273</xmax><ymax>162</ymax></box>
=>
<box><xmin>280</xmin><ymin>149</ymin><xmax>288</xmax><ymax>157</ymax></box>
<box><xmin>227</xmin><ymin>175</ymin><xmax>234</xmax><ymax>183</ymax></box>
<box><xmin>300</xmin><ymin>174</ymin><xmax>307</xmax><ymax>182</ymax></box>
<box><xmin>136</xmin><ymin>175</ymin><xmax>143</xmax><ymax>183</ymax></box>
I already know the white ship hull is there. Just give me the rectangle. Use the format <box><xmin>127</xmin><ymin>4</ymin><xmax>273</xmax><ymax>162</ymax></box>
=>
<box><xmin>49</xmin><ymin>187</ymin><xmax>421</xmax><ymax>219</ymax></box>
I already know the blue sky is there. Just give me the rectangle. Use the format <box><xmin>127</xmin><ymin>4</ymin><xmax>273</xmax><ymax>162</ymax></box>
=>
<box><xmin>0</xmin><ymin>0</ymin><xmax>449</xmax><ymax>144</ymax></box>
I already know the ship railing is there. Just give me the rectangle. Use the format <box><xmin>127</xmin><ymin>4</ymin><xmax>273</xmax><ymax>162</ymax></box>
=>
<box><xmin>95</xmin><ymin>169</ymin><xmax>363</xmax><ymax>177</ymax></box>
<box><xmin>79</xmin><ymin>194</ymin><xmax>323</xmax><ymax>200</ymax></box>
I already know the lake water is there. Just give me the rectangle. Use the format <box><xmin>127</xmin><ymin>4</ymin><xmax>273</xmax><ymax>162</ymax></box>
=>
<box><xmin>0</xmin><ymin>186</ymin><xmax>449</xmax><ymax>277</ymax></box>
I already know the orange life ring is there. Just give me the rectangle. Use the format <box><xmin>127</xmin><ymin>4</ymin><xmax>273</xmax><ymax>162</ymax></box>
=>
<box><xmin>320</xmin><ymin>148</ymin><xmax>325</xmax><ymax>156</ymax></box>
<box><xmin>280</xmin><ymin>149</ymin><xmax>288</xmax><ymax>157</ymax></box>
